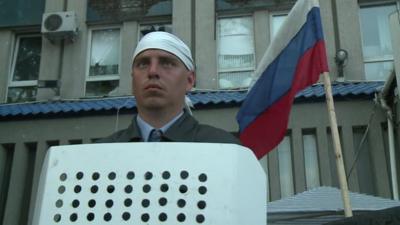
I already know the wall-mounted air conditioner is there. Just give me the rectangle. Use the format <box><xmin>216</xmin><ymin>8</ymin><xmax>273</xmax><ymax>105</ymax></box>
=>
<box><xmin>41</xmin><ymin>11</ymin><xmax>78</xmax><ymax>43</ymax></box>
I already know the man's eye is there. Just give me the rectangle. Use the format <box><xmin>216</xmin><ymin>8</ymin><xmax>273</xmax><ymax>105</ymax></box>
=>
<box><xmin>161</xmin><ymin>60</ymin><xmax>175</xmax><ymax>67</ymax></box>
<box><xmin>135</xmin><ymin>61</ymin><xmax>148</xmax><ymax>68</ymax></box>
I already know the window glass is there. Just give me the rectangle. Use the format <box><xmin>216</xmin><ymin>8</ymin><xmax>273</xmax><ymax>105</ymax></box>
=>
<box><xmin>7</xmin><ymin>86</ymin><xmax>37</xmax><ymax>103</ymax></box>
<box><xmin>89</xmin><ymin>28</ymin><xmax>120</xmax><ymax>77</ymax></box>
<box><xmin>365</xmin><ymin>61</ymin><xmax>394</xmax><ymax>80</ymax></box>
<box><xmin>216</xmin><ymin>0</ymin><xmax>296</xmax><ymax>12</ymax></box>
<box><xmin>359</xmin><ymin>4</ymin><xmax>396</xmax><ymax>80</ymax></box>
<box><xmin>7</xmin><ymin>35</ymin><xmax>41</xmax><ymax>103</ymax></box>
<box><xmin>271</xmin><ymin>14</ymin><xmax>287</xmax><ymax>39</ymax></box>
<box><xmin>0</xmin><ymin>0</ymin><xmax>45</xmax><ymax>27</ymax></box>
<box><xmin>139</xmin><ymin>24</ymin><xmax>172</xmax><ymax>39</ymax></box>
<box><xmin>217</xmin><ymin>17</ymin><xmax>255</xmax><ymax>89</ymax></box>
<box><xmin>86</xmin><ymin>80</ymin><xmax>119</xmax><ymax>97</ymax></box>
<box><xmin>86</xmin><ymin>28</ymin><xmax>120</xmax><ymax>97</ymax></box>
<box><xmin>12</xmin><ymin>36</ymin><xmax>42</xmax><ymax>81</ymax></box>
<box><xmin>277</xmin><ymin>136</ymin><xmax>294</xmax><ymax>198</ymax></box>
<box><xmin>87</xmin><ymin>0</ymin><xmax>172</xmax><ymax>23</ymax></box>
<box><xmin>303</xmin><ymin>133</ymin><xmax>320</xmax><ymax>189</ymax></box>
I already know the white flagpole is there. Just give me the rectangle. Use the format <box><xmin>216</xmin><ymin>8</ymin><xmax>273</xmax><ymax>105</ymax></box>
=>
<box><xmin>322</xmin><ymin>72</ymin><xmax>353</xmax><ymax>217</ymax></box>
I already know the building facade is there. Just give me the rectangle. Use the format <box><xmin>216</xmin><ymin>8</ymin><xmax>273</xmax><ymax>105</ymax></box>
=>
<box><xmin>1</xmin><ymin>0</ymin><xmax>400</xmax><ymax>224</ymax></box>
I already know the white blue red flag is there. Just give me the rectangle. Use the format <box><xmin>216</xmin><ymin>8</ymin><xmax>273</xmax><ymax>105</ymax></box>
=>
<box><xmin>237</xmin><ymin>0</ymin><xmax>329</xmax><ymax>159</ymax></box>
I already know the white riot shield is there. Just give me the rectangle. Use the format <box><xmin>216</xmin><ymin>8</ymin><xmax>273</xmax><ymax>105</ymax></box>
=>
<box><xmin>32</xmin><ymin>143</ymin><xmax>266</xmax><ymax>225</ymax></box>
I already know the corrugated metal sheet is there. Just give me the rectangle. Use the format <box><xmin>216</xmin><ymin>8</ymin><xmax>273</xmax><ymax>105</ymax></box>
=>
<box><xmin>295</xmin><ymin>81</ymin><xmax>383</xmax><ymax>99</ymax></box>
<box><xmin>0</xmin><ymin>81</ymin><xmax>384</xmax><ymax>118</ymax></box>
<box><xmin>268</xmin><ymin>186</ymin><xmax>400</xmax><ymax>213</ymax></box>
<box><xmin>269</xmin><ymin>215</ymin><xmax>346</xmax><ymax>225</ymax></box>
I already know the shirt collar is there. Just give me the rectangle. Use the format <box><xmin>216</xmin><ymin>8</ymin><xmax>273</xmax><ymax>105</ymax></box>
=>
<box><xmin>136</xmin><ymin>111</ymin><xmax>184</xmax><ymax>142</ymax></box>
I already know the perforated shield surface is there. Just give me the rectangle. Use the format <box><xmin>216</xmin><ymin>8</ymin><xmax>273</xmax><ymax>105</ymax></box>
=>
<box><xmin>32</xmin><ymin>143</ymin><xmax>266</xmax><ymax>225</ymax></box>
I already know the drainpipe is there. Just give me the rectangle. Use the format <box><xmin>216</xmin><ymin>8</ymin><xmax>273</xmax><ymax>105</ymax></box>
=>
<box><xmin>378</xmin><ymin>72</ymin><xmax>399</xmax><ymax>200</ymax></box>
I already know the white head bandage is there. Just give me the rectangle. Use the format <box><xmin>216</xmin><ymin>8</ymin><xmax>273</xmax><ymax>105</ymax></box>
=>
<box><xmin>132</xmin><ymin>32</ymin><xmax>194</xmax><ymax>71</ymax></box>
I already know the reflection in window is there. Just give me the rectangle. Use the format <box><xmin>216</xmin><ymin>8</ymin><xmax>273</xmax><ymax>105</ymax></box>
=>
<box><xmin>359</xmin><ymin>4</ymin><xmax>396</xmax><ymax>80</ymax></box>
<box><xmin>139</xmin><ymin>24</ymin><xmax>172</xmax><ymax>39</ymax></box>
<box><xmin>217</xmin><ymin>17</ymin><xmax>255</xmax><ymax>89</ymax></box>
<box><xmin>7</xmin><ymin>35</ymin><xmax>41</xmax><ymax>103</ymax></box>
<box><xmin>86</xmin><ymin>80</ymin><xmax>119</xmax><ymax>97</ymax></box>
<box><xmin>87</xmin><ymin>0</ymin><xmax>172</xmax><ymax>23</ymax></box>
<box><xmin>216</xmin><ymin>0</ymin><xmax>296</xmax><ymax>12</ymax></box>
<box><xmin>271</xmin><ymin>14</ymin><xmax>287</xmax><ymax>39</ymax></box>
<box><xmin>86</xmin><ymin>28</ymin><xmax>120</xmax><ymax>96</ymax></box>
<box><xmin>277</xmin><ymin>136</ymin><xmax>294</xmax><ymax>198</ymax></box>
<box><xmin>303</xmin><ymin>133</ymin><xmax>320</xmax><ymax>189</ymax></box>
<box><xmin>7</xmin><ymin>86</ymin><xmax>37</xmax><ymax>103</ymax></box>
<box><xmin>89</xmin><ymin>28</ymin><xmax>120</xmax><ymax>76</ymax></box>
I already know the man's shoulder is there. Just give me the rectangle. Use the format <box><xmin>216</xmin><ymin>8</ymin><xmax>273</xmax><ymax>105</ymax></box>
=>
<box><xmin>96</xmin><ymin>122</ymin><xmax>140</xmax><ymax>143</ymax></box>
<box><xmin>174</xmin><ymin>111</ymin><xmax>241</xmax><ymax>144</ymax></box>
<box><xmin>96</xmin><ymin>128</ymin><xmax>130</xmax><ymax>143</ymax></box>
<box><xmin>194</xmin><ymin>123</ymin><xmax>241</xmax><ymax>145</ymax></box>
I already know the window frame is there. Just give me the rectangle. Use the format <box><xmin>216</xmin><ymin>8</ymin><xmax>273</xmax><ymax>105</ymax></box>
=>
<box><xmin>216</xmin><ymin>15</ymin><xmax>256</xmax><ymax>89</ymax></box>
<box><xmin>7</xmin><ymin>33</ymin><xmax>42</xmax><ymax>103</ymax></box>
<box><xmin>85</xmin><ymin>26</ymin><xmax>122</xmax><ymax>81</ymax></box>
<box><xmin>269</xmin><ymin>12</ymin><xmax>288</xmax><ymax>40</ymax></box>
<box><xmin>85</xmin><ymin>26</ymin><xmax>122</xmax><ymax>95</ymax></box>
<box><xmin>358</xmin><ymin>2</ymin><xmax>397</xmax><ymax>80</ymax></box>
<box><xmin>8</xmin><ymin>34</ymin><xmax>41</xmax><ymax>88</ymax></box>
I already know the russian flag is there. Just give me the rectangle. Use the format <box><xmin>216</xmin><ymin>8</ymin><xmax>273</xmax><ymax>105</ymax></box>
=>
<box><xmin>237</xmin><ymin>0</ymin><xmax>329</xmax><ymax>159</ymax></box>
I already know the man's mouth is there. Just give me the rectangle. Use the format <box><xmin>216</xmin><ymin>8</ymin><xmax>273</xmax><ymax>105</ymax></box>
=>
<box><xmin>145</xmin><ymin>84</ymin><xmax>162</xmax><ymax>90</ymax></box>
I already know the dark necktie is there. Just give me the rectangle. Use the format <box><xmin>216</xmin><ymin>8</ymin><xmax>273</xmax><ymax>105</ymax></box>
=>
<box><xmin>148</xmin><ymin>129</ymin><xmax>163</xmax><ymax>142</ymax></box>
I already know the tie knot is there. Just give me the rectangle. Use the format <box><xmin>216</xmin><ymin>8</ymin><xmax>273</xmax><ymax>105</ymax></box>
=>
<box><xmin>148</xmin><ymin>129</ymin><xmax>163</xmax><ymax>142</ymax></box>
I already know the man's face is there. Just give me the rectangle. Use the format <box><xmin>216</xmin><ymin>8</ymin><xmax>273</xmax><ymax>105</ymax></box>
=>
<box><xmin>132</xmin><ymin>49</ymin><xmax>195</xmax><ymax>113</ymax></box>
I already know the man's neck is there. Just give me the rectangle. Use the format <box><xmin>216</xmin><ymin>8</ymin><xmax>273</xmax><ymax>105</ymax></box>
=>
<box><xmin>138</xmin><ymin>109</ymin><xmax>183</xmax><ymax>129</ymax></box>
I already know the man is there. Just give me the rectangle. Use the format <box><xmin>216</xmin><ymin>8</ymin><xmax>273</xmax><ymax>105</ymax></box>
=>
<box><xmin>99</xmin><ymin>31</ymin><xmax>240</xmax><ymax>144</ymax></box>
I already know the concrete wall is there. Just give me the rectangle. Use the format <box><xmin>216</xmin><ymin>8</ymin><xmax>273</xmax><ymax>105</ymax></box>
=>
<box><xmin>334</xmin><ymin>0</ymin><xmax>365</xmax><ymax>80</ymax></box>
<box><xmin>173</xmin><ymin>0</ymin><xmax>193</xmax><ymax>50</ymax></box>
<box><xmin>0</xmin><ymin>30</ymin><xmax>13</xmax><ymax>102</ymax></box>
<box><xmin>195</xmin><ymin>0</ymin><xmax>217</xmax><ymax>89</ymax></box>
<box><xmin>390</xmin><ymin>12</ymin><xmax>400</xmax><ymax>95</ymax></box>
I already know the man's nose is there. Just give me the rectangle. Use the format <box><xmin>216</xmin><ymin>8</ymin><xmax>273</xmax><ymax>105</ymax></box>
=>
<box><xmin>148</xmin><ymin>61</ymin><xmax>159</xmax><ymax>78</ymax></box>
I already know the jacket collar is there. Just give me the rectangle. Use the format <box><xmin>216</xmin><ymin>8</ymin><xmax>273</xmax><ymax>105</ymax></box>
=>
<box><xmin>163</xmin><ymin>111</ymin><xmax>198</xmax><ymax>142</ymax></box>
<box><xmin>126</xmin><ymin>110</ymin><xmax>198</xmax><ymax>142</ymax></box>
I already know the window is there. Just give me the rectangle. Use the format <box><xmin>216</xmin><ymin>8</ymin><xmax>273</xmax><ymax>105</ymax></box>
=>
<box><xmin>303</xmin><ymin>133</ymin><xmax>320</xmax><ymax>189</ymax></box>
<box><xmin>87</xmin><ymin>0</ymin><xmax>172</xmax><ymax>23</ymax></box>
<box><xmin>139</xmin><ymin>24</ymin><xmax>172</xmax><ymax>39</ymax></box>
<box><xmin>270</xmin><ymin>14</ymin><xmax>288</xmax><ymax>39</ymax></box>
<box><xmin>0</xmin><ymin>0</ymin><xmax>45</xmax><ymax>28</ymax></box>
<box><xmin>359</xmin><ymin>4</ymin><xmax>396</xmax><ymax>80</ymax></box>
<box><xmin>216</xmin><ymin>0</ymin><xmax>297</xmax><ymax>12</ymax></box>
<box><xmin>277</xmin><ymin>136</ymin><xmax>294</xmax><ymax>198</ymax></box>
<box><xmin>217</xmin><ymin>17</ymin><xmax>255</xmax><ymax>89</ymax></box>
<box><xmin>7</xmin><ymin>35</ymin><xmax>42</xmax><ymax>103</ymax></box>
<box><xmin>86</xmin><ymin>27</ymin><xmax>121</xmax><ymax>97</ymax></box>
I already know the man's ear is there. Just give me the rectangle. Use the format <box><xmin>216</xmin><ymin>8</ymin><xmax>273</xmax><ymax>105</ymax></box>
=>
<box><xmin>131</xmin><ymin>70</ymin><xmax>136</xmax><ymax>95</ymax></box>
<box><xmin>186</xmin><ymin>71</ymin><xmax>196</xmax><ymax>91</ymax></box>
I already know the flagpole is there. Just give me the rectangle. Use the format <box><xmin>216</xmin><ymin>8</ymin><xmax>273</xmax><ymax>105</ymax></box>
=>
<box><xmin>322</xmin><ymin>72</ymin><xmax>353</xmax><ymax>217</ymax></box>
